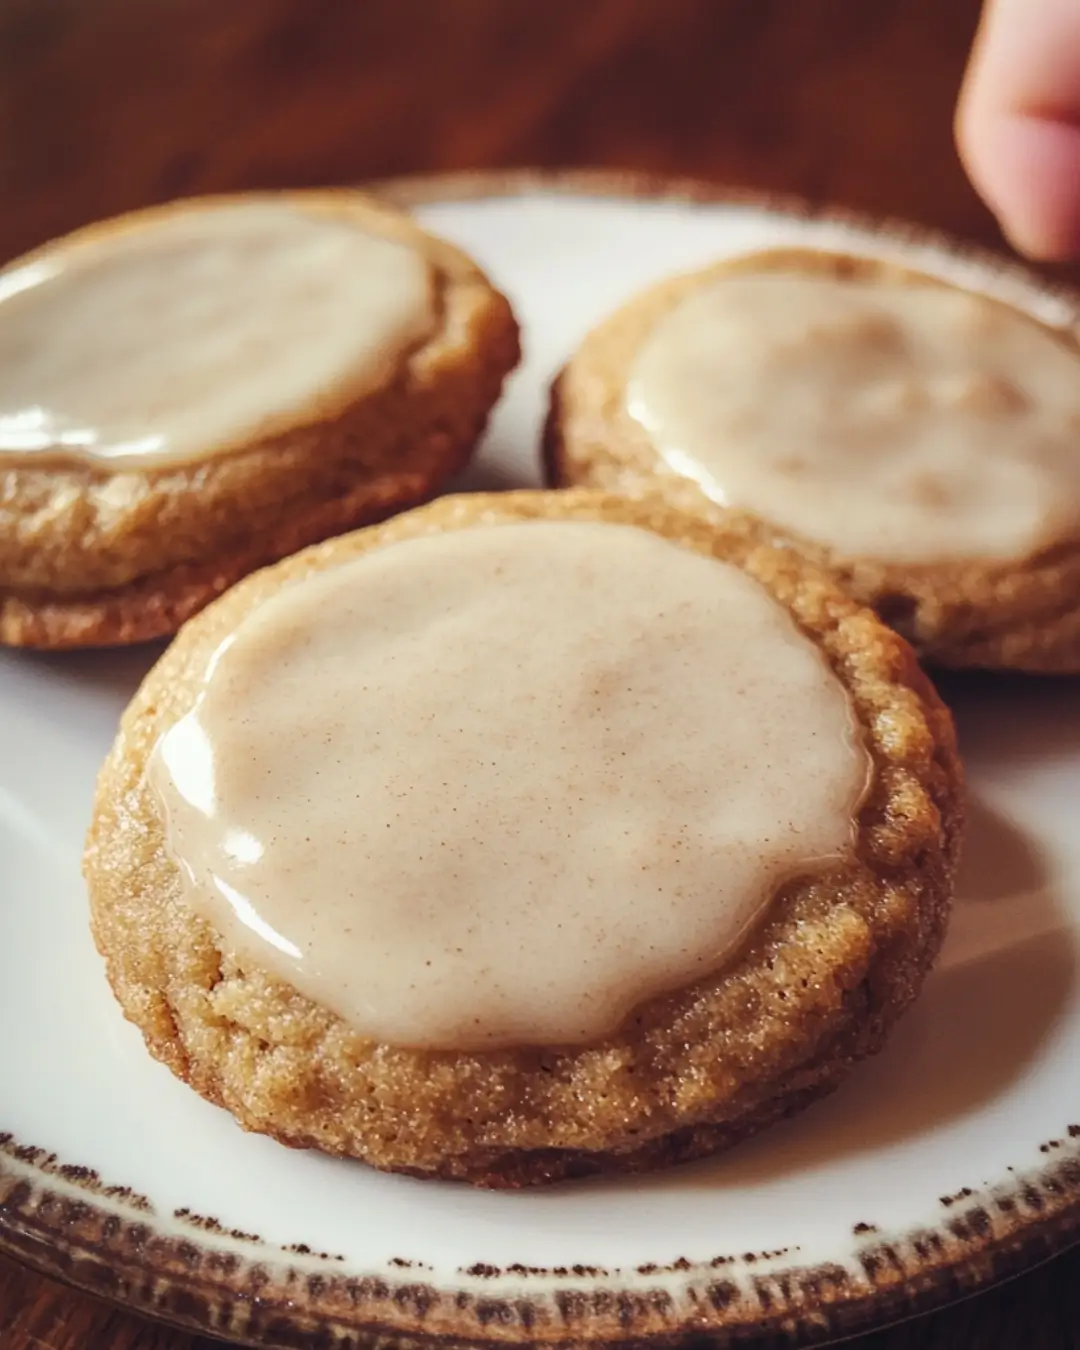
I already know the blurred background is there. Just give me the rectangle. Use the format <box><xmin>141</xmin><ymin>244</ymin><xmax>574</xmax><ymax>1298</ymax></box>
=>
<box><xmin>0</xmin><ymin>0</ymin><xmax>1030</xmax><ymax>271</ymax></box>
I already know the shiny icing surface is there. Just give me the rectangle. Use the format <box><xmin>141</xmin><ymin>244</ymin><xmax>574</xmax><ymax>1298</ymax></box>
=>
<box><xmin>0</xmin><ymin>201</ymin><xmax>433</xmax><ymax>470</ymax></box>
<box><xmin>627</xmin><ymin>268</ymin><xmax>1080</xmax><ymax>563</ymax></box>
<box><xmin>150</xmin><ymin>518</ymin><xmax>868</xmax><ymax>1050</ymax></box>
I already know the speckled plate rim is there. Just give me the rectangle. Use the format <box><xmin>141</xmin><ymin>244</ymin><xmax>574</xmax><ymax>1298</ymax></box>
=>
<box><xmin>4</xmin><ymin>167</ymin><xmax>1080</xmax><ymax>1350</ymax></box>
<box><xmin>4</xmin><ymin>1128</ymin><xmax>1080</xmax><ymax>1349</ymax></box>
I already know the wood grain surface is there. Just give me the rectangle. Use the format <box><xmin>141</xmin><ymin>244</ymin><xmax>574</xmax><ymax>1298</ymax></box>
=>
<box><xmin>1</xmin><ymin>1</ymin><xmax>1078</xmax><ymax>1347</ymax></box>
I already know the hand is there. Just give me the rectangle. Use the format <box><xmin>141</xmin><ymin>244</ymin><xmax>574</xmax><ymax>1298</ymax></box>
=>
<box><xmin>957</xmin><ymin>0</ymin><xmax>1080</xmax><ymax>260</ymax></box>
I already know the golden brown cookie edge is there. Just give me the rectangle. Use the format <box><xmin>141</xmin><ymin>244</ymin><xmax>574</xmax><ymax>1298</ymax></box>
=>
<box><xmin>545</xmin><ymin>245</ymin><xmax>1080</xmax><ymax>673</ymax></box>
<box><xmin>0</xmin><ymin>189</ymin><xmax>521</xmax><ymax>617</ymax></box>
<box><xmin>85</xmin><ymin>488</ymin><xmax>963</xmax><ymax>1187</ymax></box>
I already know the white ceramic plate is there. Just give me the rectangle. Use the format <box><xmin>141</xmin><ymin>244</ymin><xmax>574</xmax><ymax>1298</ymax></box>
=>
<box><xmin>3</xmin><ymin>178</ymin><xmax>1080</xmax><ymax>1348</ymax></box>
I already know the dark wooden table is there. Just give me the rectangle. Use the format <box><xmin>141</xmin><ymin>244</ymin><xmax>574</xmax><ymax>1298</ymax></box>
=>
<box><xmin>2</xmin><ymin>2</ymin><xmax>1078</xmax><ymax>1346</ymax></box>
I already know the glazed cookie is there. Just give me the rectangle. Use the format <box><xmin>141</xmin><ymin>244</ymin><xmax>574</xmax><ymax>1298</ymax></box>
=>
<box><xmin>546</xmin><ymin>248</ymin><xmax>1080</xmax><ymax>671</ymax></box>
<box><xmin>0</xmin><ymin>191</ymin><xmax>519</xmax><ymax>648</ymax></box>
<box><xmin>86</xmin><ymin>489</ymin><xmax>962</xmax><ymax>1188</ymax></box>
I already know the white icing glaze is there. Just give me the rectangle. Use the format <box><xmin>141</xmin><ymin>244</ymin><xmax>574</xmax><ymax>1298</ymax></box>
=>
<box><xmin>0</xmin><ymin>201</ymin><xmax>433</xmax><ymax>471</ymax></box>
<box><xmin>150</xmin><ymin>519</ymin><xmax>868</xmax><ymax>1050</ymax></box>
<box><xmin>627</xmin><ymin>269</ymin><xmax>1080</xmax><ymax>563</ymax></box>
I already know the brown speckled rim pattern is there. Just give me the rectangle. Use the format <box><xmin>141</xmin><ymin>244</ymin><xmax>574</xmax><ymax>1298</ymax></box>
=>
<box><xmin>3</xmin><ymin>1128</ymin><xmax>1080</xmax><ymax>1349</ymax></box>
<box><xmin>4</xmin><ymin>169</ymin><xmax>1080</xmax><ymax>1348</ymax></box>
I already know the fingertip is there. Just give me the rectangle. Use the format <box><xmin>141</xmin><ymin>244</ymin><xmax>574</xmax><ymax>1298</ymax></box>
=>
<box><xmin>957</xmin><ymin>108</ymin><xmax>1080</xmax><ymax>261</ymax></box>
<box><xmin>998</xmin><ymin>210</ymin><xmax>1080</xmax><ymax>265</ymax></box>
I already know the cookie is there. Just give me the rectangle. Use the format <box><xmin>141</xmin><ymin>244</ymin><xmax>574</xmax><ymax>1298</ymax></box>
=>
<box><xmin>545</xmin><ymin>246</ymin><xmax>1080</xmax><ymax>671</ymax></box>
<box><xmin>0</xmin><ymin>191</ymin><xmax>519</xmax><ymax>648</ymax></box>
<box><xmin>85</xmin><ymin>489</ymin><xmax>962</xmax><ymax>1188</ymax></box>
